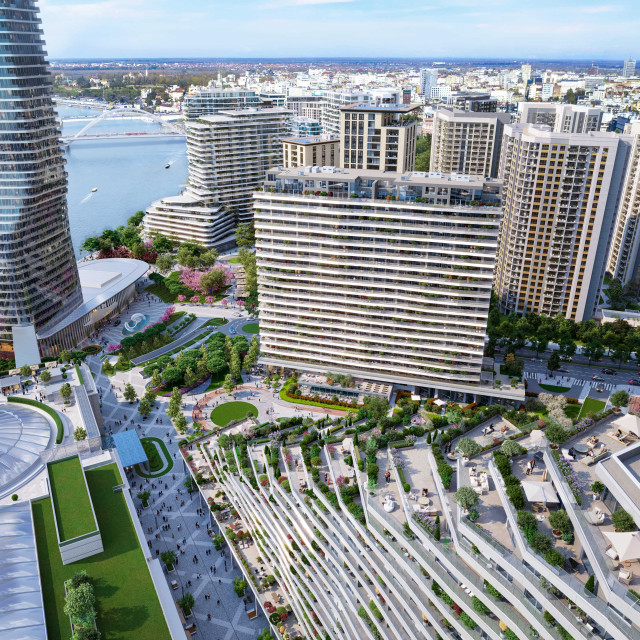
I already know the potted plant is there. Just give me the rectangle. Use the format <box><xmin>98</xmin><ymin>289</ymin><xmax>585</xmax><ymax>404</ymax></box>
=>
<box><xmin>591</xmin><ymin>481</ymin><xmax>605</xmax><ymax>498</ymax></box>
<box><xmin>179</xmin><ymin>592</ymin><xmax>195</xmax><ymax>617</ymax></box>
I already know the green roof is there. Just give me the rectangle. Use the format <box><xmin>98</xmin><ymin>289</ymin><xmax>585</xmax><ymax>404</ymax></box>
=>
<box><xmin>48</xmin><ymin>456</ymin><xmax>96</xmax><ymax>541</ymax></box>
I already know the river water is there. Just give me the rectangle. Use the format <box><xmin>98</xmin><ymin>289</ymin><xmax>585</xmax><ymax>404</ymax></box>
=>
<box><xmin>58</xmin><ymin>105</ymin><xmax>188</xmax><ymax>256</ymax></box>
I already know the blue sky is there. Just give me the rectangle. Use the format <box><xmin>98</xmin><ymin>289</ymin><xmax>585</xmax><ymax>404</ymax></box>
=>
<box><xmin>40</xmin><ymin>0</ymin><xmax>639</xmax><ymax>60</ymax></box>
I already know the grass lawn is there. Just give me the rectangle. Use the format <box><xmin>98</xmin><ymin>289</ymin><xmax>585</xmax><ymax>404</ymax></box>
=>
<box><xmin>48</xmin><ymin>457</ymin><xmax>96</xmax><ymax>540</ymax></box>
<box><xmin>279</xmin><ymin>383</ymin><xmax>355</xmax><ymax>412</ymax></box>
<box><xmin>539</xmin><ymin>383</ymin><xmax>571</xmax><ymax>393</ymax></box>
<box><xmin>145</xmin><ymin>282</ymin><xmax>176</xmax><ymax>303</ymax></box>
<box><xmin>228</xmin><ymin>257</ymin><xmax>241</xmax><ymax>263</ymax></box>
<box><xmin>209</xmin><ymin>401</ymin><xmax>258</xmax><ymax>426</ymax></box>
<box><xmin>75</xmin><ymin>364</ymin><xmax>84</xmax><ymax>385</ymax></box>
<box><xmin>135</xmin><ymin>437</ymin><xmax>174</xmax><ymax>478</ymax></box>
<box><xmin>578</xmin><ymin>397</ymin><xmax>606</xmax><ymax>419</ymax></box>
<box><xmin>564</xmin><ymin>404</ymin><xmax>581</xmax><ymax>419</ymax></box>
<box><xmin>242</xmin><ymin>322</ymin><xmax>259</xmax><ymax>334</ymax></box>
<box><xmin>203</xmin><ymin>317</ymin><xmax>228</xmax><ymax>327</ymax></box>
<box><xmin>33</xmin><ymin>464</ymin><xmax>170</xmax><ymax>640</ymax></box>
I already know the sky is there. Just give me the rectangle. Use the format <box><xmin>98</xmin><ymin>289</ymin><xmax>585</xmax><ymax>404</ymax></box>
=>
<box><xmin>39</xmin><ymin>0</ymin><xmax>639</xmax><ymax>60</ymax></box>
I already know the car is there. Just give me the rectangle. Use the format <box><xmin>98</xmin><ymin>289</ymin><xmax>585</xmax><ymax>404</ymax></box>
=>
<box><xmin>629</xmin><ymin>379</ymin><xmax>640</xmax><ymax>386</ymax></box>
<box><xmin>113</xmin><ymin>319</ymin><xmax>121</xmax><ymax>326</ymax></box>
<box><xmin>601</xmin><ymin>368</ymin><xmax>615</xmax><ymax>375</ymax></box>
<box><xmin>229</xmin><ymin>327</ymin><xmax>236</xmax><ymax>335</ymax></box>
<box><xmin>560</xmin><ymin>356</ymin><xmax>573</xmax><ymax>362</ymax></box>
<box><xmin>592</xmin><ymin>375</ymin><xmax>605</xmax><ymax>382</ymax></box>
<box><xmin>596</xmin><ymin>386</ymin><xmax>605</xmax><ymax>393</ymax></box>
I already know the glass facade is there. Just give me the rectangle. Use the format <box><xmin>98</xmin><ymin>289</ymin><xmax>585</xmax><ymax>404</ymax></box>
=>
<box><xmin>0</xmin><ymin>1</ymin><xmax>82</xmax><ymax>352</ymax></box>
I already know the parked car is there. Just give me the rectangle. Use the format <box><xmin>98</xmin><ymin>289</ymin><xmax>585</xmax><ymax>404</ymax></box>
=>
<box><xmin>592</xmin><ymin>375</ymin><xmax>605</xmax><ymax>382</ymax></box>
<box><xmin>601</xmin><ymin>368</ymin><xmax>615</xmax><ymax>375</ymax></box>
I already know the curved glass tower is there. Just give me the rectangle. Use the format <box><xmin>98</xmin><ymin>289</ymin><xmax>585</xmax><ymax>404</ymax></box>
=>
<box><xmin>0</xmin><ymin>0</ymin><xmax>81</xmax><ymax>354</ymax></box>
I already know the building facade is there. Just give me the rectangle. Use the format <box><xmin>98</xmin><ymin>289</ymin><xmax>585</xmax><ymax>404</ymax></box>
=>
<box><xmin>607</xmin><ymin>122</ymin><xmax>640</xmax><ymax>285</ymax></box>
<box><xmin>623</xmin><ymin>57</ymin><xmax>637</xmax><ymax>78</ymax></box>
<box><xmin>254</xmin><ymin>167</ymin><xmax>508</xmax><ymax>401</ymax></box>
<box><xmin>282</xmin><ymin>136</ymin><xmax>340</xmax><ymax>168</ymax></box>
<box><xmin>419</xmin><ymin>68</ymin><xmax>438</xmax><ymax>97</ymax></box>
<box><xmin>321</xmin><ymin>90</ymin><xmax>371</xmax><ymax>135</ymax></box>
<box><xmin>339</xmin><ymin>104</ymin><xmax>420</xmax><ymax>172</ymax></box>
<box><xmin>292</xmin><ymin>116</ymin><xmax>322</xmax><ymax>137</ymax></box>
<box><xmin>430</xmin><ymin>108</ymin><xmax>511</xmax><ymax>178</ymax></box>
<box><xmin>494</xmin><ymin>124</ymin><xmax>632</xmax><ymax>321</ymax></box>
<box><xmin>518</xmin><ymin>103</ymin><xmax>603</xmax><ymax>133</ymax></box>
<box><xmin>182</xmin><ymin>88</ymin><xmax>260</xmax><ymax>119</ymax></box>
<box><xmin>0</xmin><ymin>0</ymin><xmax>83</xmax><ymax>356</ymax></box>
<box><xmin>446</xmin><ymin>92</ymin><xmax>497</xmax><ymax>112</ymax></box>
<box><xmin>145</xmin><ymin>108</ymin><xmax>291</xmax><ymax>247</ymax></box>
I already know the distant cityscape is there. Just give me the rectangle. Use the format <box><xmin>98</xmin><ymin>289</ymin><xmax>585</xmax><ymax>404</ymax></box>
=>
<box><xmin>2</xmin><ymin>2</ymin><xmax>640</xmax><ymax>640</ymax></box>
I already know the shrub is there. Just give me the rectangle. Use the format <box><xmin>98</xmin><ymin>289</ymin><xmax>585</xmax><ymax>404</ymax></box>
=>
<box><xmin>484</xmin><ymin>580</ymin><xmax>502</xmax><ymax>599</ymax></box>
<box><xmin>545</xmin><ymin>549</ymin><xmax>565</xmax><ymax>568</ymax></box>
<box><xmin>11</xmin><ymin>494</ymin><xmax>18</xmax><ymax>501</ymax></box>
<box><xmin>549</xmin><ymin>509</ymin><xmax>572</xmax><ymax>535</ymax></box>
<box><xmin>530</xmin><ymin>532</ymin><xmax>553</xmax><ymax>555</ymax></box>
<box><xmin>544</xmin><ymin>611</ymin><xmax>555</xmax><ymax>625</ymax></box>
<box><xmin>368</xmin><ymin>600</ymin><xmax>383</xmax><ymax>621</ymax></box>
<box><xmin>468</xmin><ymin>508</ymin><xmax>480</xmax><ymax>522</ymax></box>
<box><xmin>457</xmin><ymin>437</ymin><xmax>482</xmax><ymax>458</ymax></box>
<box><xmin>611</xmin><ymin>508</ymin><xmax>637</xmax><ymax>532</ymax></box>
<box><xmin>501</xmin><ymin>439</ymin><xmax>524</xmax><ymax>457</ymax></box>
<box><xmin>506</xmin><ymin>484</ymin><xmax>526</xmax><ymax>509</ymax></box>
<box><xmin>310</xmin><ymin>456</ymin><xmax>322</xmax><ymax>467</ymax></box>
<box><xmin>455</xmin><ymin>486</ymin><xmax>479</xmax><ymax>510</ymax></box>
<box><xmin>472</xmin><ymin>595</ymin><xmax>489</xmax><ymax>614</ymax></box>
<box><xmin>460</xmin><ymin>612</ymin><xmax>476</xmax><ymax>629</ymax></box>
<box><xmin>403</xmin><ymin>482</ymin><xmax>410</xmax><ymax>493</ymax></box>
<box><xmin>590</xmin><ymin>481</ymin><xmax>605</xmax><ymax>495</ymax></box>
<box><xmin>585</xmin><ymin>574</ymin><xmax>595</xmax><ymax>593</ymax></box>
<box><xmin>545</xmin><ymin>423</ymin><xmax>568</xmax><ymax>444</ymax></box>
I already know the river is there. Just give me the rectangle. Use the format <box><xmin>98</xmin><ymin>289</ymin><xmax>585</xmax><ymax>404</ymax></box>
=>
<box><xmin>58</xmin><ymin>104</ymin><xmax>188</xmax><ymax>256</ymax></box>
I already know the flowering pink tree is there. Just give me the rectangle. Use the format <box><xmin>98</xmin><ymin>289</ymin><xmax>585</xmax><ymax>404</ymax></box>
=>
<box><xmin>177</xmin><ymin>294</ymin><xmax>186</xmax><ymax>302</ymax></box>
<box><xmin>284</xmin><ymin>453</ymin><xmax>293</xmax><ymax>468</ymax></box>
<box><xmin>205</xmin><ymin>296</ymin><xmax>215</xmax><ymax>305</ymax></box>
<box><xmin>335</xmin><ymin>475</ymin><xmax>346</xmax><ymax>488</ymax></box>
<box><xmin>144</xmin><ymin>239</ymin><xmax>154</xmax><ymax>249</ymax></box>
<box><xmin>107</xmin><ymin>343</ymin><xmax>121</xmax><ymax>353</ymax></box>
<box><xmin>189</xmin><ymin>295</ymin><xmax>200</xmax><ymax>304</ymax></box>
<box><xmin>241</xmin><ymin>423</ymin><xmax>255</xmax><ymax>440</ymax></box>
<box><xmin>236</xmin><ymin>299</ymin><xmax>245</xmax><ymax>307</ymax></box>
<box><xmin>159</xmin><ymin>305</ymin><xmax>175</xmax><ymax>323</ymax></box>
<box><xmin>327</xmin><ymin>444</ymin><xmax>336</xmax><ymax>459</ymax></box>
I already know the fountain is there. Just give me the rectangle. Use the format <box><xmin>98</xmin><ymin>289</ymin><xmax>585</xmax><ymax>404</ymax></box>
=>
<box><xmin>122</xmin><ymin>313</ymin><xmax>150</xmax><ymax>335</ymax></box>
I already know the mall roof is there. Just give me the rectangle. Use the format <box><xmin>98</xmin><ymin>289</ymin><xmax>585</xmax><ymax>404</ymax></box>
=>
<box><xmin>37</xmin><ymin>258</ymin><xmax>148</xmax><ymax>340</ymax></box>
<box><xmin>0</xmin><ymin>502</ymin><xmax>47</xmax><ymax>640</ymax></box>
<box><xmin>112</xmin><ymin>430</ymin><xmax>148</xmax><ymax>468</ymax></box>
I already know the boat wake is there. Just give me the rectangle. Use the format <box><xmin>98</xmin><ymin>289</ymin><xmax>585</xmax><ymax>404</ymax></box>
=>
<box><xmin>79</xmin><ymin>192</ymin><xmax>94</xmax><ymax>205</ymax></box>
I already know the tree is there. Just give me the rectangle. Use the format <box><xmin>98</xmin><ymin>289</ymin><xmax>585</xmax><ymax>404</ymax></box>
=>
<box><xmin>19</xmin><ymin>364</ymin><xmax>31</xmax><ymax>377</ymax></box>
<box><xmin>530</xmin><ymin>335</ymin><xmax>549</xmax><ymax>357</ymax></box>
<box><xmin>233</xmin><ymin>576</ymin><xmax>248</xmax><ymax>597</ymax></box>
<box><xmin>179</xmin><ymin>592</ymin><xmax>195</xmax><ymax>616</ymax></box>
<box><xmin>583</xmin><ymin>340</ymin><xmax>604</xmax><ymax>365</ymax></box>
<box><xmin>457</xmin><ymin>437</ymin><xmax>481</xmax><ymax>459</ymax></box>
<box><xmin>184</xmin><ymin>366</ymin><xmax>199</xmax><ymax>388</ymax></box>
<box><xmin>74</xmin><ymin>427</ymin><xmax>87</xmax><ymax>441</ymax></box>
<box><xmin>138</xmin><ymin>397</ymin><xmax>152</xmax><ymax>418</ymax></box>
<box><xmin>162</xmin><ymin>366</ymin><xmax>183</xmax><ymax>386</ymax></box>
<box><xmin>151</xmin><ymin>369</ymin><xmax>162</xmax><ymax>388</ymax></box>
<box><xmin>128</xmin><ymin>210</ymin><xmax>145</xmax><ymax>227</ymax></box>
<box><xmin>257</xmin><ymin>629</ymin><xmax>275</xmax><ymax>640</ymax></box>
<box><xmin>363</xmin><ymin>396</ymin><xmax>390</xmax><ymax>421</ymax></box>
<box><xmin>60</xmin><ymin>382</ymin><xmax>73</xmax><ymax>401</ymax></box>
<box><xmin>547</xmin><ymin>351</ymin><xmax>560</xmax><ymax>374</ymax></box>
<box><xmin>565</xmin><ymin>88</ymin><xmax>577</xmax><ymax>104</ymax></box>
<box><xmin>414</xmin><ymin>134</ymin><xmax>431</xmax><ymax>172</ymax></box>
<box><xmin>230</xmin><ymin>348</ymin><xmax>242</xmax><ymax>381</ymax></box>
<box><xmin>243</xmin><ymin>335</ymin><xmax>260</xmax><ymax>370</ymax></box>
<box><xmin>137</xmin><ymin>490</ymin><xmax>150</xmax><ymax>507</ymax></box>
<box><xmin>73</xmin><ymin>627</ymin><xmax>101</xmax><ymax>640</ymax></box>
<box><xmin>610</xmin><ymin>389</ymin><xmax>629</xmax><ymax>408</ymax></box>
<box><xmin>207</xmin><ymin>355</ymin><xmax>227</xmax><ymax>376</ymax></box>
<box><xmin>501</xmin><ymin>439</ymin><xmax>524</xmax><ymax>457</ymax></box>
<box><xmin>59</xmin><ymin>349</ymin><xmax>71</xmax><ymax>362</ymax></box>
<box><xmin>223</xmin><ymin>374</ymin><xmax>235</xmax><ymax>396</ymax></box>
<box><xmin>557</xmin><ymin>335</ymin><xmax>576</xmax><ymax>358</ymax></box>
<box><xmin>174</xmin><ymin>414</ymin><xmax>188</xmax><ymax>433</ymax></box>
<box><xmin>151</xmin><ymin>233</ymin><xmax>174</xmax><ymax>253</ymax></box>
<box><xmin>235</xmin><ymin>222</ymin><xmax>255</xmax><ymax>248</ymax></box>
<box><xmin>611</xmin><ymin>345</ymin><xmax>631</xmax><ymax>369</ymax></box>
<box><xmin>454</xmin><ymin>487</ymin><xmax>479</xmax><ymax>511</ymax></box>
<box><xmin>143</xmin><ymin>386</ymin><xmax>157</xmax><ymax>404</ymax></box>
<box><xmin>64</xmin><ymin>582</ymin><xmax>96</xmax><ymax>627</ymax></box>
<box><xmin>161</xmin><ymin>550</ymin><xmax>177</xmax><ymax>570</ymax></box>
<box><xmin>123</xmin><ymin>382</ymin><xmax>137</xmax><ymax>403</ymax></box>
<box><xmin>611</xmin><ymin>508</ymin><xmax>637</xmax><ymax>531</ymax></box>
<box><xmin>199</xmin><ymin>268</ymin><xmax>227</xmax><ymax>293</ymax></box>
<box><xmin>155</xmin><ymin>253</ymin><xmax>175</xmax><ymax>274</ymax></box>
<box><xmin>40</xmin><ymin>370</ymin><xmax>51</xmax><ymax>383</ymax></box>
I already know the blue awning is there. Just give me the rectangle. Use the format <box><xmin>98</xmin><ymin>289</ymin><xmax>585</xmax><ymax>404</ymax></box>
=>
<box><xmin>112</xmin><ymin>431</ymin><xmax>148</xmax><ymax>468</ymax></box>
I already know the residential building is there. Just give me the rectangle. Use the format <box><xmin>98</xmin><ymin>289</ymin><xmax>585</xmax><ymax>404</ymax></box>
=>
<box><xmin>623</xmin><ymin>57</ymin><xmax>637</xmax><ymax>78</ymax></box>
<box><xmin>292</xmin><ymin>116</ymin><xmax>322</xmax><ymax>137</ymax></box>
<box><xmin>321</xmin><ymin>89</ymin><xmax>371</xmax><ymax>135</ymax></box>
<box><xmin>521</xmin><ymin>63</ymin><xmax>532</xmax><ymax>83</ymax></box>
<box><xmin>518</xmin><ymin>103</ymin><xmax>603</xmax><ymax>133</ymax></box>
<box><xmin>282</xmin><ymin>136</ymin><xmax>339</xmax><ymax>168</ymax></box>
<box><xmin>607</xmin><ymin>122</ymin><xmax>640</xmax><ymax>285</ymax></box>
<box><xmin>259</xmin><ymin>91</ymin><xmax>286</xmax><ymax>108</ymax></box>
<box><xmin>0</xmin><ymin>1</ymin><xmax>82</xmax><ymax>359</ymax></box>
<box><xmin>254</xmin><ymin>167</ymin><xmax>512</xmax><ymax>402</ymax></box>
<box><xmin>419</xmin><ymin>68</ymin><xmax>439</xmax><ymax>97</ymax></box>
<box><xmin>340</xmin><ymin>104</ymin><xmax>420</xmax><ymax>172</ymax></box>
<box><xmin>145</xmin><ymin>108</ymin><xmax>291</xmax><ymax>248</ymax></box>
<box><xmin>430</xmin><ymin>85</ymin><xmax>452</xmax><ymax>101</ymax></box>
<box><xmin>494</xmin><ymin>124</ymin><xmax>632</xmax><ymax>321</ymax></box>
<box><xmin>285</xmin><ymin>95</ymin><xmax>323</xmax><ymax>120</ymax></box>
<box><xmin>430</xmin><ymin>107</ymin><xmax>511</xmax><ymax>178</ymax></box>
<box><xmin>446</xmin><ymin>92</ymin><xmax>497</xmax><ymax>112</ymax></box>
<box><xmin>183</xmin><ymin>88</ymin><xmax>260</xmax><ymax>119</ymax></box>
<box><xmin>204</xmin><ymin>411</ymin><xmax>640</xmax><ymax>640</ymax></box>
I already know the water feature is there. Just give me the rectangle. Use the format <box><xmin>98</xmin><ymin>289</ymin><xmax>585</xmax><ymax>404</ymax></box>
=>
<box><xmin>57</xmin><ymin>105</ymin><xmax>188</xmax><ymax>256</ymax></box>
<box><xmin>122</xmin><ymin>313</ymin><xmax>151</xmax><ymax>336</ymax></box>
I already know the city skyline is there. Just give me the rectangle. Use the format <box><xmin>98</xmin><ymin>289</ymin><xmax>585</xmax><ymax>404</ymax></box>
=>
<box><xmin>41</xmin><ymin>0</ymin><xmax>640</xmax><ymax>60</ymax></box>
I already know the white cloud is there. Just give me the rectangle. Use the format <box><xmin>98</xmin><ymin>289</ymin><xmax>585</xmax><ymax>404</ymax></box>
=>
<box><xmin>582</xmin><ymin>4</ymin><xmax>618</xmax><ymax>12</ymax></box>
<box><xmin>260</xmin><ymin>0</ymin><xmax>355</xmax><ymax>8</ymax></box>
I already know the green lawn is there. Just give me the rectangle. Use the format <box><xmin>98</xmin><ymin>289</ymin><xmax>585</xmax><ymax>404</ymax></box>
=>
<box><xmin>578</xmin><ymin>397</ymin><xmax>606</xmax><ymax>419</ymax></box>
<box><xmin>48</xmin><ymin>457</ymin><xmax>96</xmax><ymax>541</ymax></box>
<box><xmin>242</xmin><ymin>322</ymin><xmax>259</xmax><ymax>334</ymax></box>
<box><xmin>228</xmin><ymin>257</ymin><xmax>241</xmax><ymax>263</ymax></box>
<box><xmin>203</xmin><ymin>317</ymin><xmax>228</xmax><ymax>327</ymax></box>
<box><xmin>209</xmin><ymin>401</ymin><xmax>258</xmax><ymax>426</ymax></box>
<box><xmin>539</xmin><ymin>384</ymin><xmax>571</xmax><ymax>393</ymax></box>
<box><xmin>145</xmin><ymin>282</ymin><xmax>176</xmax><ymax>303</ymax></box>
<box><xmin>564</xmin><ymin>404</ymin><xmax>581</xmax><ymax>419</ymax></box>
<box><xmin>135</xmin><ymin>437</ymin><xmax>174</xmax><ymax>478</ymax></box>
<box><xmin>32</xmin><ymin>464</ymin><xmax>170</xmax><ymax>640</ymax></box>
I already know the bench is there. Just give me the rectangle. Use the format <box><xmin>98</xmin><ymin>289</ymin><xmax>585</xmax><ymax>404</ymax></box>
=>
<box><xmin>579</xmin><ymin>452</ymin><xmax>609</xmax><ymax>466</ymax></box>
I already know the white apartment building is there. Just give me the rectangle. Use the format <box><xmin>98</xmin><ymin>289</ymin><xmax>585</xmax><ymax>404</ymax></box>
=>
<box><xmin>145</xmin><ymin>108</ymin><xmax>291</xmax><ymax>249</ymax></box>
<box><xmin>495</xmin><ymin>124</ymin><xmax>632</xmax><ymax>321</ymax></box>
<box><xmin>282</xmin><ymin>136</ymin><xmax>339</xmax><ymax>168</ymax></box>
<box><xmin>430</xmin><ymin>85</ymin><xmax>452</xmax><ymax>101</ymax></box>
<box><xmin>321</xmin><ymin>90</ymin><xmax>371</xmax><ymax>135</ymax></box>
<box><xmin>419</xmin><ymin>68</ymin><xmax>438</xmax><ymax>97</ymax></box>
<box><xmin>340</xmin><ymin>104</ymin><xmax>420</xmax><ymax>172</ymax></box>
<box><xmin>253</xmin><ymin>166</ymin><xmax>516</xmax><ymax>403</ymax></box>
<box><xmin>607</xmin><ymin>122</ymin><xmax>640</xmax><ymax>285</ymax></box>
<box><xmin>430</xmin><ymin>107</ymin><xmax>511</xmax><ymax>178</ymax></box>
<box><xmin>623</xmin><ymin>58</ymin><xmax>637</xmax><ymax>78</ymax></box>
<box><xmin>203</xmin><ymin>408</ymin><xmax>640</xmax><ymax>640</ymax></box>
<box><xmin>518</xmin><ymin>103</ymin><xmax>604</xmax><ymax>133</ymax></box>
<box><xmin>182</xmin><ymin>88</ymin><xmax>260</xmax><ymax>119</ymax></box>
<box><xmin>285</xmin><ymin>95</ymin><xmax>324</xmax><ymax>120</ymax></box>
<box><xmin>446</xmin><ymin>92</ymin><xmax>497</xmax><ymax>112</ymax></box>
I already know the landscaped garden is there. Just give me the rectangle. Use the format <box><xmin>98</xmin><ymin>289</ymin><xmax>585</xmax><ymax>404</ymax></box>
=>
<box><xmin>578</xmin><ymin>397</ymin><xmax>606</xmax><ymax>419</ymax></box>
<box><xmin>209</xmin><ymin>401</ymin><xmax>258</xmax><ymax>426</ymax></box>
<box><xmin>135</xmin><ymin>437</ymin><xmax>173</xmax><ymax>478</ymax></box>
<box><xmin>48</xmin><ymin>457</ymin><xmax>96</xmax><ymax>541</ymax></box>
<box><xmin>539</xmin><ymin>384</ymin><xmax>571</xmax><ymax>393</ymax></box>
<box><xmin>32</xmin><ymin>463</ymin><xmax>170</xmax><ymax>640</ymax></box>
<box><xmin>242</xmin><ymin>322</ymin><xmax>259</xmax><ymax>334</ymax></box>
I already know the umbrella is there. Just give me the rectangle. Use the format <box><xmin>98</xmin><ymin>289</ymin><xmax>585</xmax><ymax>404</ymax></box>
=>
<box><xmin>613</xmin><ymin>412</ymin><xmax>640</xmax><ymax>437</ymax></box>
<box><xmin>521</xmin><ymin>481</ymin><xmax>559</xmax><ymax>504</ymax></box>
<box><xmin>602</xmin><ymin>531</ymin><xmax>640</xmax><ymax>562</ymax></box>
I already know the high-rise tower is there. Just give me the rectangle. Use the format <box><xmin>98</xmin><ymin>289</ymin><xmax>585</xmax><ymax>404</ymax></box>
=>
<box><xmin>0</xmin><ymin>1</ymin><xmax>81</xmax><ymax>354</ymax></box>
